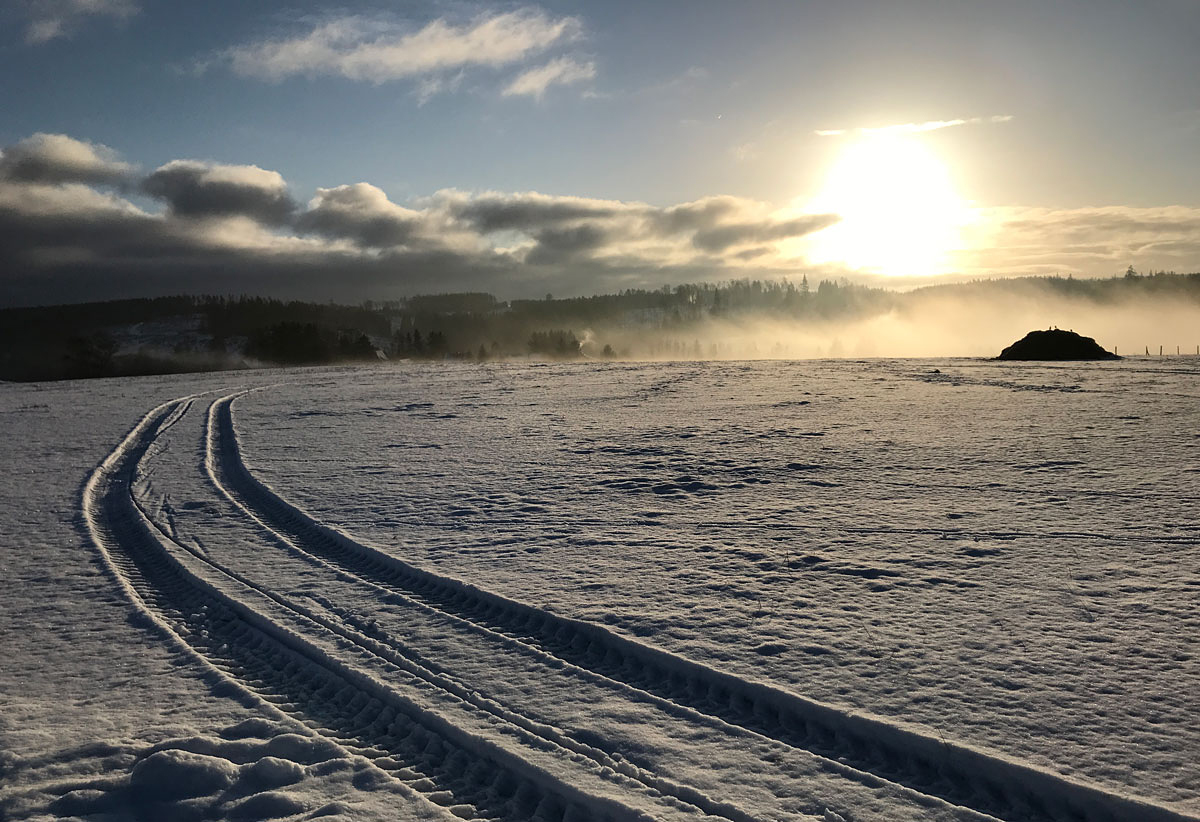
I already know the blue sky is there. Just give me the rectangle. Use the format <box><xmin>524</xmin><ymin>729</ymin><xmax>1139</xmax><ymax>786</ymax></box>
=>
<box><xmin>2</xmin><ymin>0</ymin><xmax>1199</xmax><ymax>304</ymax></box>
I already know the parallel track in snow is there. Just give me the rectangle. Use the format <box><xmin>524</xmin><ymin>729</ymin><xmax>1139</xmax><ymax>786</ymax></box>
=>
<box><xmin>207</xmin><ymin>389</ymin><xmax>1199</xmax><ymax>822</ymax></box>
<box><xmin>85</xmin><ymin>397</ymin><xmax>678</xmax><ymax>822</ymax></box>
<box><xmin>194</xmin><ymin>418</ymin><xmax>773</xmax><ymax>820</ymax></box>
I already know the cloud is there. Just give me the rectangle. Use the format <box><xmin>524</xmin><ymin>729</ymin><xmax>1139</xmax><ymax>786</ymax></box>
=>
<box><xmin>692</xmin><ymin>214</ymin><xmax>841</xmax><ymax>253</ymax></box>
<box><xmin>413</xmin><ymin>71</ymin><xmax>465</xmax><ymax>105</ymax></box>
<box><xmin>448</xmin><ymin>191</ymin><xmax>624</xmax><ymax>233</ymax></box>
<box><xmin>651</xmin><ymin>196</ymin><xmax>753</xmax><ymax>236</ymax></box>
<box><xmin>954</xmin><ymin>205</ymin><xmax>1200</xmax><ymax>277</ymax></box>
<box><xmin>0</xmin><ymin>181</ymin><xmax>150</xmax><ymax>254</ymax></box>
<box><xmin>503</xmin><ymin>56</ymin><xmax>595</xmax><ymax>99</ymax></box>
<box><xmin>11</xmin><ymin>131</ymin><xmax>1199</xmax><ymax>307</ymax></box>
<box><xmin>141</xmin><ymin>160</ymin><xmax>295</xmax><ymax>224</ymax></box>
<box><xmin>24</xmin><ymin>0</ymin><xmax>137</xmax><ymax>44</ymax></box>
<box><xmin>295</xmin><ymin>183</ymin><xmax>422</xmax><ymax>248</ymax></box>
<box><xmin>0</xmin><ymin>139</ymin><xmax>846</xmax><ymax>304</ymax></box>
<box><xmin>996</xmin><ymin>206</ymin><xmax>1200</xmax><ymax>241</ymax></box>
<box><xmin>0</xmin><ymin>181</ymin><xmax>290</xmax><ymax>273</ymax></box>
<box><xmin>0</xmin><ymin>133</ymin><xmax>133</xmax><ymax>185</ymax></box>
<box><xmin>524</xmin><ymin>223</ymin><xmax>612</xmax><ymax>264</ymax></box>
<box><xmin>436</xmin><ymin>190</ymin><xmax>838</xmax><ymax>263</ymax></box>
<box><xmin>816</xmin><ymin>115</ymin><xmax>1013</xmax><ymax>137</ymax></box>
<box><xmin>221</xmin><ymin>9</ymin><xmax>581</xmax><ymax>84</ymax></box>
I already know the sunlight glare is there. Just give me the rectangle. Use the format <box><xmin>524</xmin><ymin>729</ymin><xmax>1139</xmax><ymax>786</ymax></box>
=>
<box><xmin>800</xmin><ymin>134</ymin><xmax>973</xmax><ymax>277</ymax></box>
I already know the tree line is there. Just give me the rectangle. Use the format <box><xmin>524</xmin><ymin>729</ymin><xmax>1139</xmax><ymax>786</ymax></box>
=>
<box><xmin>2</xmin><ymin>272</ymin><xmax>1198</xmax><ymax>380</ymax></box>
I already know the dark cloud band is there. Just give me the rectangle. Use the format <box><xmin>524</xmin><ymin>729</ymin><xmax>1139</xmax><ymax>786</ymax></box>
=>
<box><xmin>141</xmin><ymin>160</ymin><xmax>295</xmax><ymax>225</ymax></box>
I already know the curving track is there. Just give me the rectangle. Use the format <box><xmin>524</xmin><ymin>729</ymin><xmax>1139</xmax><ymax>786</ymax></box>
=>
<box><xmin>82</xmin><ymin>390</ymin><xmax>1200</xmax><ymax>822</ymax></box>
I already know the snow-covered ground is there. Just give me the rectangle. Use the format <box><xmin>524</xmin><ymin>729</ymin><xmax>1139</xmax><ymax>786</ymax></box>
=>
<box><xmin>2</xmin><ymin>358</ymin><xmax>1198</xmax><ymax>822</ymax></box>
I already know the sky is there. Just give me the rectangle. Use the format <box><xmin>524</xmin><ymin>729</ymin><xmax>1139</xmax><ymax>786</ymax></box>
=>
<box><xmin>2</xmin><ymin>0</ymin><xmax>1199</xmax><ymax>305</ymax></box>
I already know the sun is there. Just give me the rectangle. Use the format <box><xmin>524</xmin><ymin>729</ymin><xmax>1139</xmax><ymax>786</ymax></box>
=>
<box><xmin>801</xmin><ymin>133</ymin><xmax>972</xmax><ymax>277</ymax></box>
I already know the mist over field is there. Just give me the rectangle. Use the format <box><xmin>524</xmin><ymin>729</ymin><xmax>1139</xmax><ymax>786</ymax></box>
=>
<box><xmin>625</xmin><ymin>283</ymin><xmax>1200</xmax><ymax>360</ymax></box>
<box><xmin>4</xmin><ymin>271</ymin><xmax>1198</xmax><ymax>381</ymax></box>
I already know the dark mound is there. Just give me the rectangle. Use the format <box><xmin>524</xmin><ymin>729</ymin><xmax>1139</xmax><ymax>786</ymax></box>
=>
<box><xmin>996</xmin><ymin>329</ymin><xmax>1119</xmax><ymax>361</ymax></box>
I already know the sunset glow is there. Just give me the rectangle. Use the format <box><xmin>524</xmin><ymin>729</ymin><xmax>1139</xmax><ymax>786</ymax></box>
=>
<box><xmin>803</xmin><ymin>134</ymin><xmax>973</xmax><ymax>277</ymax></box>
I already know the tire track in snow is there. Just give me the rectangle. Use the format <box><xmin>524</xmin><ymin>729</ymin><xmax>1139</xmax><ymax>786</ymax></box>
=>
<box><xmin>200</xmin><ymin>397</ymin><xmax>885</xmax><ymax>822</ymax></box>
<box><xmin>153</xmin><ymin>400</ymin><xmax>764</xmax><ymax>822</ymax></box>
<box><xmin>214</xmin><ymin>389</ymin><xmax>1200</xmax><ymax>822</ymax></box>
<box><xmin>136</xmin><ymin>393</ymin><xmax>902</xmax><ymax>822</ymax></box>
<box><xmin>85</xmin><ymin>396</ymin><xmax>680</xmax><ymax>822</ymax></box>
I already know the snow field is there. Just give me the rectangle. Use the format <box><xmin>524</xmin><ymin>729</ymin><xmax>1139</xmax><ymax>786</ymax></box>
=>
<box><xmin>234</xmin><ymin>359</ymin><xmax>1200</xmax><ymax>815</ymax></box>
<box><xmin>3</xmin><ymin>358</ymin><xmax>1199</xmax><ymax>821</ymax></box>
<box><xmin>131</xmin><ymin>391</ymin><xmax>970</xmax><ymax>820</ymax></box>
<box><xmin>98</xmin><ymin>398</ymin><xmax>668</xmax><ymax>822</ymax></box>
<box><xmin>0</xmin><ymin>373</ymin><xmax>439</xmax><ymax>822</ymax></box>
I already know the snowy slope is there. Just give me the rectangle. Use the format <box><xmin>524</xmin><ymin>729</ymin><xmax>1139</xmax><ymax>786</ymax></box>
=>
<box><xmin>3</xmin><ymin>358</ymin><xmax>1198</xmax><ymax>821</ymax></box>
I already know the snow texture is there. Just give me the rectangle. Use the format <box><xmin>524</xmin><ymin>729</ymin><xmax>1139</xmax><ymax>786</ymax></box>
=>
<box><xmin>2</xmin><ymin>358</ymin><xmax>1198</xmax><ymax>822</ymax></box>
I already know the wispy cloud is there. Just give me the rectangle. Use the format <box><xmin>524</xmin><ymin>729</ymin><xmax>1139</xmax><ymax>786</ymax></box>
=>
<box><xmin>220</xmin><ymin>9</ymin><xmax>582</xmax><ymax>84</ymax></box>
<box><xmin>730</xmin><ymin>142</ymin><xmax>759</xmax><ymax>163</ymax></box>
<box><xmin>953</xmin><ymin>205</ymin><xmax>1200</xmax><ymax>278</ymax></box>
<box><xmin>24</xmin><ymin>0</ymin><xmax>138</xmax><ymax>44</ymax></box>
<box><xmin>816</xmin><ymin>115</ymin><xmax>1013</xmax><ymax>137</ymax></box>
<box><xmin>502</xmin><ymin>56</ymin><xmax>595</xmax><ymax>100</ymax></box>
<box><xmin>413</xmin><ymin>71</ymin><xmax>465</xmax><ymax>106</ymax></box>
